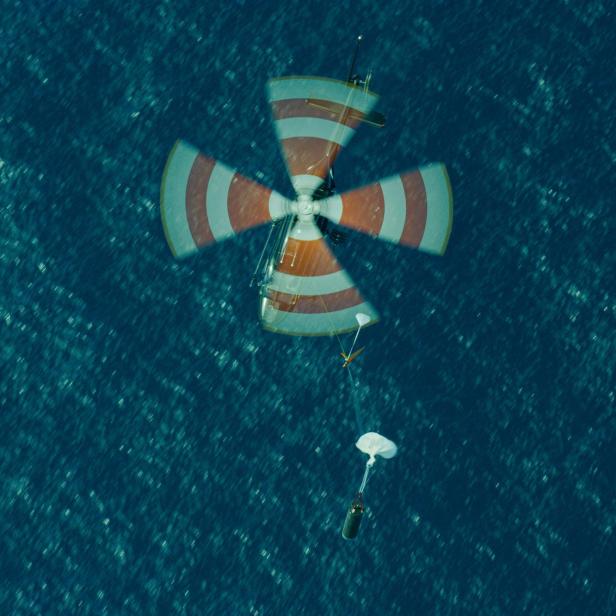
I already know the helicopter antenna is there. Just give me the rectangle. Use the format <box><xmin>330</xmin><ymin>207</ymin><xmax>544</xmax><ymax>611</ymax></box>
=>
<box><xmin>346</xmin><ymin>35</ymin><xmax>363</xmax><ymax>84</ymax></box>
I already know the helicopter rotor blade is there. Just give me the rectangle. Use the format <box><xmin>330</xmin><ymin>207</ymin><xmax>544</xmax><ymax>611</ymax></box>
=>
<box><xmin>260</xmin><ymin>218</ymin><xmax>379</xmax><ymax>336</ymax></box>
<box><xmin>267</xmin><ymin>76</ymin><xmax>379</xmax><ymax>197</ymax></box>
<box><xmin>161</xmin><ymin>140</ymin><xmax>289</xmax><ymax>258</ymax></box>
<box><xmin>319</xmin><ymin>163</ymin><xmax>453</xmax><ymax>255</ymax></box>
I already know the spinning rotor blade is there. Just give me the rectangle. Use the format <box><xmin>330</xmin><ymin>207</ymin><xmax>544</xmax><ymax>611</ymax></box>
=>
<box><xmin>267</xmin><ymin>76</ymin><xmax>379</xmax><ymax>196</ymax></box>
<box><xmin>161</xmin><ymin>140</ymin><xmax>289</xmax><ymax>258</ymax></box>
<box><xmin>319</xmin><ymin>163</ymin><xmax>453</xmax><ymax>255</ymax></box>
<box><xmin>260</xmin><ymin>219</ymin><xmax>378</xmax><ymax>336</ymax></box>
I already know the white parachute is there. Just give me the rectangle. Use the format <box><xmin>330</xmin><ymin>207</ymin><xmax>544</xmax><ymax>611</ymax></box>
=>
<box><xmin>355</xmin><ymin>312</ymin><xmax>371</xmax><ymax>328</ymax></box>
<box><xmin>356</xmin><ymin>432</ymin><xmax>398</xmax><ymax>464</ymax></box>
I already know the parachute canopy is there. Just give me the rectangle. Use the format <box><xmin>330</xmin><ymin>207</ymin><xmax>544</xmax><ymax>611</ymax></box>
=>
<box><xmin>355</xmin><ymin>312</ymin><xmax>371</xmax><ymax>327</ymax></box>
<box><xmin>356</xmin><ymin>432</ymin><xmax>398</xmax><ymax>460</ymax></box>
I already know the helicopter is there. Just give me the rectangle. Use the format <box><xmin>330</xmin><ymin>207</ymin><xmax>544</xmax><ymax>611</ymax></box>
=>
<box><xmin>160</xmin><ymin>35</ymin><xmax>452</xmax><ymax>338</ymax></box>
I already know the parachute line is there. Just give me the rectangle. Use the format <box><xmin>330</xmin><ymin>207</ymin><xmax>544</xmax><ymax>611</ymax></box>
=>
<box><xmin>358</xmin><ymin>461</ymin><xmax>371</xmax><ymax>493</ymax></box>
<box><xmin>346</xmin><ymin>366</ymin><xmax>364</xmax><ymax>437</ymax></box>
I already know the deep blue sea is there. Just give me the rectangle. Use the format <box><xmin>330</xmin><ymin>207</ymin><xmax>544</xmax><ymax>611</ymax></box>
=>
<box><xmin>1</xmin><ymin>1</ymin><xmax>614</xmax><ymax>614</ymax></box>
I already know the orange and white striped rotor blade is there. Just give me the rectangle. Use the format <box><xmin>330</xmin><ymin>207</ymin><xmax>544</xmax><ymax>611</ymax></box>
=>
<box><xmin>267</xmin><ymin>76</ymin><xmax>379</xmax><ymax>196</ymax></box>
<box><xmin>160</xmin><ymin>140</ymin><xmax>289</xmax><ymax>258</ymax></box>
<box><xmin>319</xmin><ymin>163</ymin><xmax>453</xmax><ymax>255</ymax></box>
<box><xmin>260</xmin><ymin>219</ymin><xmax>378</xmax><ymax>336</ymax></box>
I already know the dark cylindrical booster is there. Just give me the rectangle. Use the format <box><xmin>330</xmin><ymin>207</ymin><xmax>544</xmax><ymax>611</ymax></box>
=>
<box><xmin>342</xmin><ymin>495</ymin><xmax>365</xmax><ymax>540</ymax></box>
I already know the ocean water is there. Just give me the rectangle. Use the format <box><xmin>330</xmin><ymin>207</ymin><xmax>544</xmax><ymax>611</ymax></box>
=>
<box><xmin>1</xmin><ymin>0</ymin><xmax>614</xmax><ymax>614</ymax></box>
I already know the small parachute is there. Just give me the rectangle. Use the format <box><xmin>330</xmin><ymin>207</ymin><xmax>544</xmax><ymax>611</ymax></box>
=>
<box><xmin>355</xmin><ymin>312</ymin><xmax>371</xmax><ymax>328</ymax></box>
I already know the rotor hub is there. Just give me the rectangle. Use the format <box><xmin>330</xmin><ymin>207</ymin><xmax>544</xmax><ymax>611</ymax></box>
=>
<box><xmin>292</xmin><ymin>195</ymin><xmax>320</xmax><ymax>221</ymax></box>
